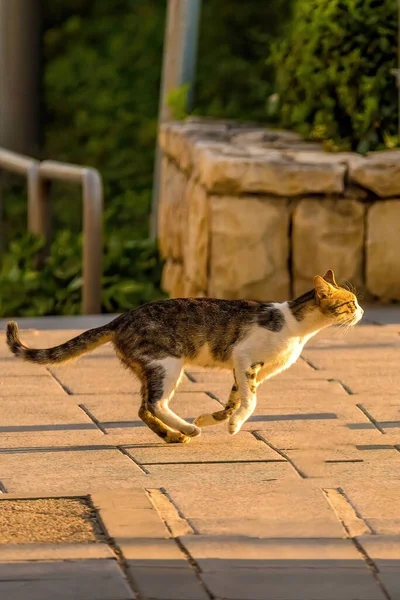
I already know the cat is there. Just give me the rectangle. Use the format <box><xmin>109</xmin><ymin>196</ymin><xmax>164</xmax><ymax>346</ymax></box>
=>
<box><xmin>6</xmin><ymin>269</ymin><xmax>363</xmax><ymax>444</ymax></box>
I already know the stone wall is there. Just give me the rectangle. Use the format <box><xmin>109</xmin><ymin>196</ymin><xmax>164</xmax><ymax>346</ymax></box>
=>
<box><xmin>158</xmin><ymin>118</ymin><xmax>400</xmax><ymax>302</ymax></box>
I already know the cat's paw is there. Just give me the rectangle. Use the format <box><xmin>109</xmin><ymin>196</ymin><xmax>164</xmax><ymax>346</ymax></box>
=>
<box><xmin>166</xmin><ymin>432</ymin><xmax>192</xmax><ymax>444</ymax></box>
<box><xmin>194</xmin><ymin>413</ymin><xmax>214</xmax><ymax>427</ymax></box>
<box><xmin>228</xmin><ymin>417</ymin><xmax>242</xmax><ymax>435</ymax></box>
<box><xmin>185</xmin><ymin>424</ymin><xmax>202</xmax><ymax>438</ymax></box>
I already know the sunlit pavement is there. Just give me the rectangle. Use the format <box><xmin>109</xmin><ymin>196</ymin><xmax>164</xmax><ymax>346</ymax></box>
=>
<box><xmin>0</xmin><ymin>305</ymin><xmax>399</xmax><ymax>599</ymax></box>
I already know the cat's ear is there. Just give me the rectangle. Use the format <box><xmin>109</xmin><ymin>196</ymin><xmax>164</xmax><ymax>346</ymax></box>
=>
<box><xmin>314</xmin><ymin>275</ymin><xmax>333</xmax><ymax>300</ymax></box>
<box><xmin>323</xmin><ymin>269</ymin><xmax>338</xmax><ymax>287</ymax></box>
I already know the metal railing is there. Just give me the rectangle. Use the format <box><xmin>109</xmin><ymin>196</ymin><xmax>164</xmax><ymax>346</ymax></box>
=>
<box><xmin>0</xmin><ymin>147</ymin><xmax>103</xmax><ymax>314</ymax></box>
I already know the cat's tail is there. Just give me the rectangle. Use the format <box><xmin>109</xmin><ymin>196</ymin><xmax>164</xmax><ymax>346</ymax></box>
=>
<box><xmin>6</xmin><ymin>321</ymin><xmax>113</xmax><ymax>365</ymax></box>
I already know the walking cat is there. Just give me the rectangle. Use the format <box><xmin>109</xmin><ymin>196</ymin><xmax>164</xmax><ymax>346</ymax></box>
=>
<box><xmin>6</xmin><ymin>270</ymin><xmax>363</xmax><ymax>443</ymax></box>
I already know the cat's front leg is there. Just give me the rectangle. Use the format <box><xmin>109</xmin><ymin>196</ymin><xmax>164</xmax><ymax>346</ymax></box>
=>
<box><xmin>194</xmin><ymin>371</ymin><xmax>241</xmax><ymax>428</ymax></box>
<box><xmin>228</xmin><ymin>361</ymin><xmax>264</xmax><ymax>435</ymax></box>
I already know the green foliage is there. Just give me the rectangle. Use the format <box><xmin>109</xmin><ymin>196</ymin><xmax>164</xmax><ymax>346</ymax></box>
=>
<box><xmin>0</xmin><ymin>232</ymin><xmax>164</xmax><ymax>318</ymax></box>
<box><xmin>195</xmin><ymin>0</ymin><xmax>293</xmax><ymax>121</ymax></box>
<box><xmin>167</xmin><ymin>84</ymin><xmax>190</xmax><ymax>121</ymax></box>
<box><xmin>43</xmin><ymin>0</ymin><xmax>166</xmax><ymax>239</ymax></box>
<box><xmin>272</xmin><ymin>0</ymin><xmax>398</xmax><ymax>152</ymax></box>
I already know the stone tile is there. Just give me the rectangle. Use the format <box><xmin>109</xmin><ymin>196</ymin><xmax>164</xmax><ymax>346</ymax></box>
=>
<box><xmin>182</xmin><ymin>536</ymin><xmax>362</xmax><ymax>569</ymax></box>
<box><xmin>0</xmin><ymin>397</ymin><xmax>96</xmax><ymax>429</ymax></box>
<box><xmin>336</xmin><ymin>375</ymin><xmax>400</xmax><ymax>395</ymax></box>
<box><xmin>93</xmin><ymin>490</ymin><xmax>170</xmax><ymax>539</ymax></box>
<box><xmin>0</xmin><ymin>430</ymin><xmax>110</xmax><ymax>452</ymax></box>
<box><xmin>164</xmin><ymin>482</ymin><xmax>344</xmax><ymax>538</ymax></box>
<box><xmin>358</xmin><ymin>536</ymin><xmax>400</xmax><ymax>599</ymax></box>
<box><xmin>0</xmin><ymin>361</ymin><xmax>49</xmax><ymax>377</ymax></box>
<box><xmin>201</xmin><ymin>568</ymin><xmax>384</xmax><ymax>600</ymax></box>
<box><xmin>1</xmin><ymin>449</ymin><xmax>146</xmax><ymax>494</ymax></box>
<box><xmin>249</xmin><ymin>402</ymin><xmax>360</xmax><ymax>426</ymax></box>
<box><xmin>126</xmin><ymin>433</ymin><xmax>282</xmax><ymax>464</ymax></box>
<box><xmin>146</xmin><ymin>462</ymin><xmax>297</xmax><ymax>488</ymax></box>
<box><xmin>50</xmin><ymin>368</ymin><xmax>140</xmax><ymax>395</ymax></box>
<box><xmin>294</xmin><ymin>455</ymin><xmax>400</xmax><ymax>481</ymax></box>
<box><xmin>0</xmin><ymin>376</ymin><xmax>65</xmax><ymax>397</ymax></box>
<box><xmin>358</xmin><ymin>536</ymin><xmax>400</xmax><ymax>564</ymax></box>
<box><xmin>0</xmin><ymin>543</ymin><xmax>113</xmax><ymax>561</ymax></box>
<box><xmin>342</xmin><ymin>481</ymin><xmax>400</xmax><ymax>535</ymax></box>
<box><xmin>260</xmin><ymin>426</ymin><xmax>385</xmax><ymax>451</ymax></box>
<box><xmin>0</xmin><ymin>559</ymin><xmax>134</xmax><ymax>600</ymax></box>
<box><xmin>122</xmin><ymin>538</ymin><xmax>186</xmax><ymax>565</ymax></box>
<box><xmin>129</xmin><ymin>565</ymin><xmax>208</xmax><ymax>600</ymax></box>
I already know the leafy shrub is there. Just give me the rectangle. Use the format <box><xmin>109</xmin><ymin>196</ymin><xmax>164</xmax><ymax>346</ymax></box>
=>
<box><xmin>272</xmin><ymin>0</ymin><xmax>398</xmax><ymax>152</ymax></box>
<box><xmin>0</xmin><ymin>232</ymin><xmax>164</xmax><ymax>317</ymax></box>
<box><xmin>194</xmin><ymin>0</ymin><xmax>293</xmax><ymax>121</ymax></box>
<box><xmin>43</xmin><ymin>0</ymin><xmax>166</xmax><ymax>239</ymax></box>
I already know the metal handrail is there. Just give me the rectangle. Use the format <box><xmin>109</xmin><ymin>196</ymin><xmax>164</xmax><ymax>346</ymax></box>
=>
<box><xmin>0</xmin><ymin>148</ymin><xmax>103</xmax><ymax>314</ymax></box>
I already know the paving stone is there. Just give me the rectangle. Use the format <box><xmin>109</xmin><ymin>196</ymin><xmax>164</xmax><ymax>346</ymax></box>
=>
<box><xmin>129</xmin><ymin>565</ymin><xmax>209</xmax><ymax>600</ymax></box>
<box><xmin>200</xmin><ymin>567</ymin><xmax>385</xmax><ymax>600</ymax></box>
<box><xmin>0</xmin><ymin>376</ymin><xmax>65</xmax><ymax>397</ymax></box>
<box><xmin>125</xmin><ymin>434</ymin><xmax>282</xmax><ymax>464</ymax></box>
<box><xmin>1</xmin><ymin>449</ymin><xmax>146</xmax><ymax>494</ymax></box>
<box><xmin>358</xmin><ymin>535</ymin><xmax>400</xmax><ymax>564</ymax></box>
<box><xmin>0</xmin><ymin>543</ymin><xmax>113</xmax><ymax>561</ymax></box>
<box><xmin>93</xmin><ymin>490</ymin><xmax>170</xmax><ymax>539</ymax></box>
<box><xmin>0</xmin><ymin>430</ymin><xmax>108</xmax><ymax>450</ymax></box>
<box><xmin>122</xmin><ymin>538</ymin><xmax>186</xmax><ymax>565</ymax></box>
<box><xmin>336</xmin><ymin>375</ymin><xmax>400</xmax><ymax>395</ymax></box>
<box><xmin>0</xmin><ymin>397</ymin><xmax>96</xmax><ymax>430</ymax></box>
<box><xmin>259</xmin><ymin>426</ymin><xmax>385</xmax><ymax>450</ymax></box>
<box><xmin>2</xmin><ymin>320</ymin><xmax>400</xmax><ymax>600</ymax></box>
<box><xmin>0</xmin><ymin>559</ymin><xmax>134</xmax><ymax>600</ymax></box>
<box><xmin>146</xmin><ymin>462</ymin><xmax>297</xmax><ymax>488</ymax></box>
<box><xmin>50</xmin><ymin>367</ymin><xmax>140</xmax><ymax>395</ymax></box>
<box><xmin>182</xmin><ymin>536</ymin><xmax>362</xmax><ymax>569</ymax></box>
<box><xmin>357</xmin><ymin>537</ymin><xmax>400</xmax><ymax>599</ymax></box>
<box><xmin>0</xmin><ymin>361</ymin><xmax>49</xmax><ymax>377</ymax></box>
<box><xmin>341</xmin><ymin>481</ymin><xmax>400</xmax><ymax>535</ymax></box>
<box><xmin>164</xmin><ymin>482</ymin><xmax>344</xmax><ymax>537</ymax></box>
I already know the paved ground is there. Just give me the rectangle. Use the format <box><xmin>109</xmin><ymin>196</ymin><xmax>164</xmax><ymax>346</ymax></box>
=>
<box><xmin>0</xmin><ymin>307</ymin><xmax>399</xmax><ymax>599</ymax></box>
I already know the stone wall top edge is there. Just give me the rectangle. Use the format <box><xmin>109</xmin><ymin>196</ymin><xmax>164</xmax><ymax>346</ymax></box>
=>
<box><xmin>159</xmin><ymin>119</ymin><xmax>400</xmax><ymax>197</ymax></box>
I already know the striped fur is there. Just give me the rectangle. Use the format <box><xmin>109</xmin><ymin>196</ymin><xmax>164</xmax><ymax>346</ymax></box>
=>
<box><xmin>6</xmin><ymin>321</ymin><xmax>112</xmax><ymax>365</ymax></box>
<box><xmin>6</xmin><ymin>269</ymin><xmax>364</xmax><ymax>443</ymax></box>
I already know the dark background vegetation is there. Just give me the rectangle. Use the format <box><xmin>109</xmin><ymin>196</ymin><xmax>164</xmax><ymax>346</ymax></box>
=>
<box><xmin>0</xmin><ymin>0</ymin><xmax>397</xmax><ymax>316</ymax></box>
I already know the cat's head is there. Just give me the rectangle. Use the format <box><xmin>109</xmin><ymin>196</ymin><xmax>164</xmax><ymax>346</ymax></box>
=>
<box><xmin>313</xmin><ymin>270</ymin><xmax>364</xmax><ymax>326</ymax></box>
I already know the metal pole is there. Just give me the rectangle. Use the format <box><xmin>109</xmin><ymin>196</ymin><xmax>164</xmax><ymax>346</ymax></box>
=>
<box><xmin>82</xmin><ymin>169</ymin><xmax>103</xmax><ymax>315</ymax></box>
<box><xmin>0</xmin><ymin>0</ymin><xmax>40</xmax><ymax>154</ymax></box>
<box><xmin>150</xmin><ymin>0</ymin><xmax>202</xmax><ymax>241</ymax></box>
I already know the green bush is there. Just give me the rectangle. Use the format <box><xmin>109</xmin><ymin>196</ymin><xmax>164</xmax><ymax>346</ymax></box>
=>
<box><xmin>194</xmin><ymin>0</ymin><xmax>293</xmax><ymax>121</ymax></box>
<box><xmin>0</xmin><ymin>232</ymin><xmax>164</xmax><ymax>317</ymax></box>
<box><xmin>272</xmin><ymin>0</ymin><xmax>398</xmax><ymax>152</ymax></box>
<box><xmin>43</xmin><ymin>0</ymin><xmax>166</xmax><ymax>239</ymax></box>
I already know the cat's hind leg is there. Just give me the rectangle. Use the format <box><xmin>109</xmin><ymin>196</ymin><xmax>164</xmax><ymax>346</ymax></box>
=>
<box><xmin>146</xmin><ymin>358</ymin><xmax>201</xmax><ymax>439</ymax></box>
<box><xmin>136</xmin><ymin>361</ymin><xmax>190</xmax><ymax>444</ymax></box>
<box><xmin>228</xmin><ymin>361</ymin><xmax>264</xmax><ymax>435</ymax></box>
<box><xmin>194</xmin><ymin>373</ymin><xmax>241</xmax><ymax>427</ymax></box>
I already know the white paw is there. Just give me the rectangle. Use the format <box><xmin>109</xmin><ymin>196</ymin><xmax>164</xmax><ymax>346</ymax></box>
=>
<box><xmin>194</xmin><ymin>413</ymin><xmax>214</xmax><ymax>428</ymax></box>
<box><xmin>186</xmin><ymin>425</ymin><xmax>202</xmax><ymax>438</ymax></box>
<box><xmin>228</xmin><ymin>419</ymin><xmax>242</xmax><ymax>435</ymax></box>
